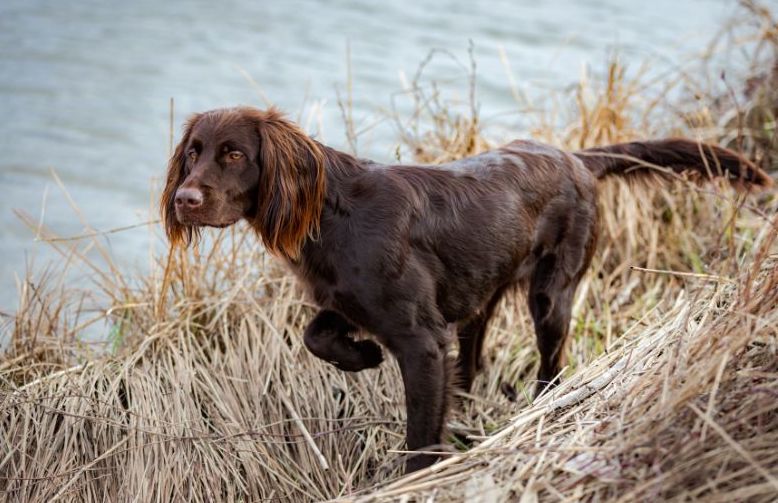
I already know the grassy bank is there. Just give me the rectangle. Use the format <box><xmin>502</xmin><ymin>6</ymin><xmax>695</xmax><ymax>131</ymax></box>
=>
<box><xmin>2</xmin><ymin>2</ymin><xmax>777</xmax><ymax>501</ymax></box>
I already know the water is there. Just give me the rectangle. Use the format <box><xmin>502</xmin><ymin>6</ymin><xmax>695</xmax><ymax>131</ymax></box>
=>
<box><xmin>0</xmin><ymin>0</ymin><xmax>735</xmax><ymax>321</ymax></box>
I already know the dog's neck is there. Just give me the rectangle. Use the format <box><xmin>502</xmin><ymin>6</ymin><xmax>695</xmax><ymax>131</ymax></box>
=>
<box><xmin>285</xmin><ymin>143</ymin><xmax>365</xmax><ymax>278</ymax></box>
<box><xmin>320</xmin><ymin>143</ymin><xmax>366</xmax><ymax>178</ymax></box>
<box><xmin>317</xmin><ymin>143</ymin><xmax>369</xmax><ymax>215</ymax></box>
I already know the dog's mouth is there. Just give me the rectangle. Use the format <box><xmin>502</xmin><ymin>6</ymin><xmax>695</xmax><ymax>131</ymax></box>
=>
<box><xmin>175</xmin><ymin>208</ymin><xmax>240</xmax><ymax>229</ymax></box>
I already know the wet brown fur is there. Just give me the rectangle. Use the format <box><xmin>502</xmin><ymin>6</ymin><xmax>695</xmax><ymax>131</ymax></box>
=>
<box><xmin>161</xmin><ymin>106</ymin><xmax>771</xmax><ymax>473</ymax></box>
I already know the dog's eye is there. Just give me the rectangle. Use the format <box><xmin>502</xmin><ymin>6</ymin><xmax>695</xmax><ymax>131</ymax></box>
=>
<box><xmin>187</xmin><ymin>150</ymin><xmax>197</xmax><ymax>161</ymax></box>
<box><xmin>228</xmin><ymin>151</ymin><xmax>244</xmax><ymax>161</ymax></box>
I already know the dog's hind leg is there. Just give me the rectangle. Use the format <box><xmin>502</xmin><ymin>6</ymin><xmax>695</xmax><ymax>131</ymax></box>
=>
<box><xmin>455</xmin><ymin>286</ymin><xmax>507</xmax><ymax>393</ymax></box>
<box><xmin>527</xmin><ymin>192</ymin><xmax>598</xmax><ymax>397</ymax></box>
<box><xmin>527</xmin><ymin>254</ymin><xmax>579</xmax><ymax>398</ymax></box>
<box><xmin>303</xmin><ymin>310</ymin><xmax>383</xmax><ymax>371</ymax></box>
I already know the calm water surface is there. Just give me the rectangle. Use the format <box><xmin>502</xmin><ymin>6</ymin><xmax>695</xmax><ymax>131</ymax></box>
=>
<box><xmin>0</xmin><ymin>0</ymin><xmax>734</xmax><ymax>324</ymax></box>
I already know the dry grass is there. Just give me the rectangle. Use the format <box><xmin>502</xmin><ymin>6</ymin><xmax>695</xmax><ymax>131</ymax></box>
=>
<box><xmin>2</xmin><ymin>2</ymin><xmax>778</xmax><ymax>501</ymax></box>
<box><xmin>359</xmin><ymin>230</ymin><xmax>778</xmax><ymax>502</ymax></box>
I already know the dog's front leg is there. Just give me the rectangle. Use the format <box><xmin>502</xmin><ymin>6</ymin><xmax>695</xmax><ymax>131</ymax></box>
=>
<box><xmin>392</xmin><ymin>332</ymin><xmax>448</xmax><ymax>473</ymax></box>
<box><xmin>303</xmin><ymin>310</ymin><xmax>384</xmax><ymax>372</ymax></box>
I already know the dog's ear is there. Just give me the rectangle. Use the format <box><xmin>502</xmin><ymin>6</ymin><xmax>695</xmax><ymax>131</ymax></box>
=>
<box><xmin>160</xmin><ymin>113</ymin><xmax>201</xmax><ymax>246</ymax></box>
<box><xmin>251</xmin><ymin>108</ymin><xmax>326</xmax><ymax>260</ymax></box>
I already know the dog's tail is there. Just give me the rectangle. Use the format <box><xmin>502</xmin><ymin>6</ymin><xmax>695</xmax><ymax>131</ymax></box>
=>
<box><xmin>574</xmin><ymin>138</ymin><xmax>772</xmax><ymax>188</ymax></box>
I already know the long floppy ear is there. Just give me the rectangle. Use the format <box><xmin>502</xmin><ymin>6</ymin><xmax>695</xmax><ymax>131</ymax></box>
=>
<box><xmin>160</xmin><ymin>113</ymin><xmax>201</xmax><ymax>247</ymax></box>
<box><xmin>252</xmin><ymin>108</ymin><xmax>326</xmax><ymax>260</ymax></box>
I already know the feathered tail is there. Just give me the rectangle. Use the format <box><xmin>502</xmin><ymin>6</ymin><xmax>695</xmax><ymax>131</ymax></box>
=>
<box><xmin>574</xmin><ymin>138</ymin><xmax>772</xmax><ymax>188</ymax></box>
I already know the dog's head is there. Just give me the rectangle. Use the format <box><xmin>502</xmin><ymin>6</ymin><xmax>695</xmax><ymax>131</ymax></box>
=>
<box><xmin>161</xmin><ymin>107</ymin><xmax>326</xmax><ymax>259</ymax></box>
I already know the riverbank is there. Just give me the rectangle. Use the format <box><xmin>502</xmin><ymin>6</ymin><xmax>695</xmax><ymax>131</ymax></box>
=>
<box><xmin>2</xmin><ymin>2</ymin><xmax>776</xmax><ymax>501</ymax></box>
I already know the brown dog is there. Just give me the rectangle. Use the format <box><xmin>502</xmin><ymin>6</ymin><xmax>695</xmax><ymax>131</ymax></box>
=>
<box><xmin>161</xmin><ymin>106</ymin><xmax>770</xmax><ymax>473</ymax></box>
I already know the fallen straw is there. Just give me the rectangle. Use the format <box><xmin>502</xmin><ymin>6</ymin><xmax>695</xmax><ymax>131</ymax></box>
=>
<box><xmin>279</xmin><ymin>389</ymin><xmax>330</xmax><ymax>471</ymax></box>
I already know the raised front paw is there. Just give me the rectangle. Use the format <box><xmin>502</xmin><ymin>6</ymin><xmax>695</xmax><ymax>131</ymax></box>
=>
<box><xmin>332</xmin><ymin>339</ymin><xmax>384</xmax><ymax>372</ymax></box>
<box><xmin>354</xmin><ymin>339</ymin><xmax>384</xmax><ymax>369</ymax></box>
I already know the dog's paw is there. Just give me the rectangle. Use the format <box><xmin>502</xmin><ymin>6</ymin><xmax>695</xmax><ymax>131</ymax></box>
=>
<box><xmin>332</xmin><ymin>339</ymin><xmax>384</xmax><ymax>372</ymax></box>
<box><xmin>354</xmin><ymin>339</ymin><xmax>384</xmax><ymax>369</ymax></box>
<box><xmin>533</xmin><ymin>378</ymin><xmax>559</xmax><ymax>399</ymax></box>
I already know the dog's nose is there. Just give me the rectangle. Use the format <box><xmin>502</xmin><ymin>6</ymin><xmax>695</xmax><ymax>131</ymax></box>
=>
<box><xmin>174</xmin><ymin>187</ymin><xmax>203</xmax><ymax>209</ymax></box>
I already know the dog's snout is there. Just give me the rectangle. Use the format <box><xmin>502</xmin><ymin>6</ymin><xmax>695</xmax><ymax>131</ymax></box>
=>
<box><xmin>174</xmin><ymin>187</ymin><xmax>203</xmax><ymax>209</ymax></box>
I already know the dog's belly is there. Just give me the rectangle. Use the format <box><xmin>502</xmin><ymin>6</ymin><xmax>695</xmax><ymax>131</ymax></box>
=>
<box><xmin>429</xmin><ymin>230</ymin><xmax>532</xmax><ymax>323</ymax></box>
